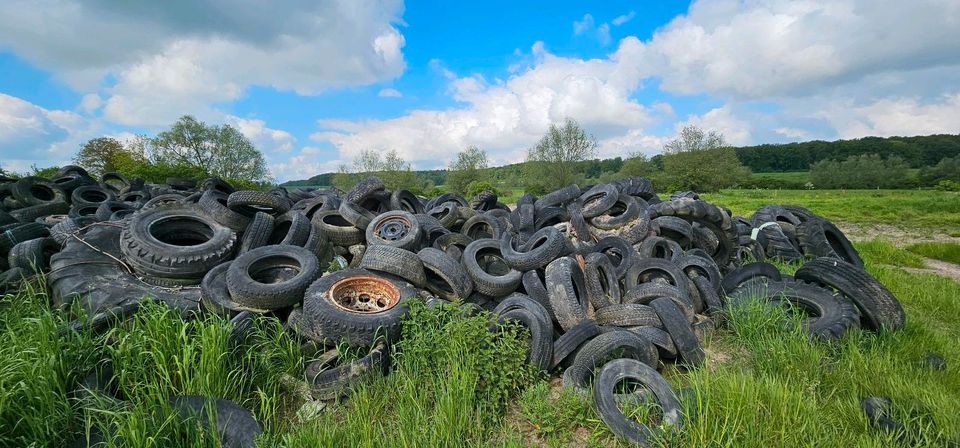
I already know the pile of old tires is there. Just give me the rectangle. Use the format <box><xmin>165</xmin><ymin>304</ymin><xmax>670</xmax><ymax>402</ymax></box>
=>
<box><xmin>0</xmin><ymin>171</ymin><xmax>907</xmax><ymax>445</ymax></box>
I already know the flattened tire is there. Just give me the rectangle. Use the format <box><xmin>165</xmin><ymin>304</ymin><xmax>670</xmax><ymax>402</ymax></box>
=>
<box><xmin>307</xmin><ymin>342</ymin><xmax>388</xmax><ymax>400</ymax></box>
<box><xmin>795</xmin><ymin>257</ymin><xmax>905</xmax><ymax>331</ymax></box>
<box><xmin>546</xmin><ymin>257</ymin><xmax>589</xmax><ymax>331</ymax></box>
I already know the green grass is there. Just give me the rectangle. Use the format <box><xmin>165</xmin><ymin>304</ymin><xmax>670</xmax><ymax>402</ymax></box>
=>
<box><xmin>3</xmin><ymin>189</ymin><xmax>960</xmax><ymax>446</ymax></box>
<box><xmin>703</xmin><ymin>189</ymin><xmax>960</xmax><ymax>233</ymax></box>
<box><xmin>750</xmin><ymin>171</ymin><xmax>811</xmax><ymax>182</ymax></box>
<box><xmin>906</xmin><ymin>242</ymin><xmax>960</xmax><ymax>265</ymax></box>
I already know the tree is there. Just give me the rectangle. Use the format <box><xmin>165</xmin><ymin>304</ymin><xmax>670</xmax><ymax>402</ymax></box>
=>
<box><xmin>811</xmin><ymin>154</ymin><xmax>909</xmax><ymax>189</ymax></box>
<box><xmin>333</xmin><ymin>149</ymin><xmax>426</xmax><ymax>193</ymax></box>
<box><xmin>74</xmin><ymin>137</ymin><xmax>134</xmax><ymax>177</ymax></box>
<box><xmin>525</xmin><ymin>118</ymin><xmax>597</xmax><ymax>193</ymax></box>
<box><xmin>447</xmin><ymin>146</ymin><xmax>488</xmax><ymax>194</ymax></box>
<box><xmin>658</xmin><ymin>125</ymin><xmax>750</xmax><ymax>192</ymax></box>
<box><xmin>151</xmin><ymin>115</ymin><xmax>270</xmax><ymax>183</ymax></box>
<box><xmin>618</xmin><ymin>152</ymin><xmax>656</xmax><ymax>178</ymax></box>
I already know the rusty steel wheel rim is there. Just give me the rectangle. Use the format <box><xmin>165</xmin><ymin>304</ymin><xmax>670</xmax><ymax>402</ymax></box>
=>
<box><xmin>328</xmin><ymin>275</ymin><xmax>401</xmax><ymax>314</ymax></box>
<box><xmin>375</xmin><ymin>215</ymin><xmax>412</xmax><ymax>242</ymax></box>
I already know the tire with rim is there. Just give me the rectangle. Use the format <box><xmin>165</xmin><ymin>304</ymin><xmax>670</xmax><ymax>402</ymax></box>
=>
<box><xmin>302</xmin><ymin>268</ymin><xmax>417</xmax><ymax>346</ymax></box>
<box><xmin>795</xmin><ymin>257</ymin><xmax>905</xmax><ymax>331</ymax></box>
<box><xmin>366</xmin><ymin>210</ymin><xmax>423</xmax><ymax>251</ymax></box>
<box><xmin>120</xmin><ymin>204</ymin><xmax>236</xmax><ymax>282</ymax></box>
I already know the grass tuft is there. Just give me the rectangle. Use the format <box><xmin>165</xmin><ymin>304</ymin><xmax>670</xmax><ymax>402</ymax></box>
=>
<box><xmin>906</xmin><ymin>241</ymin><xmax>960</xmax><ymax>265</ymax></box>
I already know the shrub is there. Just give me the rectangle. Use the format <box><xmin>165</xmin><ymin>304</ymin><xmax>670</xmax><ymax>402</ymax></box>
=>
<box><xmin>810</xmin><ymin>154</ymin><xmax>909</xmax><ymax>189</ymax></box>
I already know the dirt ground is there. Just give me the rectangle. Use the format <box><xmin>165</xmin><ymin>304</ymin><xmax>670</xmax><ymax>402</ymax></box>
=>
<box><xmin>839</xmin><ymin>221</ymin><xmax>960</xmax><ymax>282</ymax></box>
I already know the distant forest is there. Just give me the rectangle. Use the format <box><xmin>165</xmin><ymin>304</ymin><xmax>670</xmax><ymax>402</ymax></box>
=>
<box><xmin>282</xmin><ymin>134</ymin><xmax>960</xmax><ymax>187</ymax></box>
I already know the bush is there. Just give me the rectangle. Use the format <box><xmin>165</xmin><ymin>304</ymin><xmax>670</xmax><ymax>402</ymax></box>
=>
<box><xmin>810</xmin><ymin>154</ymin><xmax>909</xmax><ymax>189</ymax></box>
<box><xmin>466</xmin><ymin>180</ymin><xmax>499</xmax><ymax>198</ymax></box>
<box><xmin>919</xmin><ymin>156</ymin><xmax>960</xmax><ymax>185</ymax></box>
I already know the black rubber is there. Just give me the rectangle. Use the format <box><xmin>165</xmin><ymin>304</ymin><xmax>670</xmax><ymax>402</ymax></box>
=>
<box><xmin>595</xmin><ymin>303</ymin><xmax>662</xmax><ymax>328</ymax></box>
<box><xmin>593</xmin><ymin>236</ymin><xmax>637</xmax><ymax>279</ymax></box>
<box><xmin>583</xmin><ymin>252</ymin><xmax>621</xmax><ymax>310</ymax></box>
<box><xmin>720</xmin><ymin>262</ymin><xmax>783</xmax><ymax>296</ymax></box>
<box><xmin>169</xmin><ymin>395</ymin><xmax>263</xmax><ymax>448</ymax></box>
<box><xmin>346</xmin><ymin>177</ymin><xmax>386</xmax><ymax>204</ymax></box>
<box><xmin>313</xmin><ymin>210</ymin><xmax>364</xmax><ymax>246</ymax></box>
<box><xmin>239</xmin><ymin>212</ymin><xmax>274</xmax><ymax>254</ymax></box>
<box><xmin>726</xmin><ymin>278</ymin><xmax>861</xmax><ymax>340</ymax></box>
<box><xmin>495</xmin><ymin>305</ymin><xmax>553</xmax><ymax>371</ymax></box>
<box><xmin>624</xmin><ymin>258</ymin><xmax>691</xmax><ymax>303</ymax></box>
<box><xmin>653</xmin><ymin>216</ymin><xmax>693</xmax><ymax>248</ymax></box>
<box><xmin>651</xmin><ymin>198</ymin><xmax>738</xmax><ymax>267</ymax></box>
<box><xmin>500</xmin><ymin>226</ymin><xmax>564</xmax><ymax>271</ymax></box>
<box><xmin>650</xmin><ymin>297</ymin><xmax>704</xmax><ymax>367</ymax></box>
<box><xmin>521</xmin><ymin>269</ymin><xmax>554</xmax><ymax>322</ymax></box>
<box><xmin>462</xmin><ymin>238</ymin><xmax>522</xmax><ymax>297</ymax></box>
<box><xmin>11</xmin><ymin>201</ymin><xmax>70</xmax><ymax>223</ymax></box>
<box><xmin>593</xmin><ymin>358</ymin><xmax>683</xmax><ymax>446</ymax></box>
<box><xmin>7</xmin><ymin>237</ymin><xmax>58</xmax><ymax>274</ymax></box>
<box><xmin>796</xmin><ymin>218</ymin><xmax>864</xmax><ymax>268</ymax></box>
<box><xmin>534</xmin><ymin>184</ymin><xmax>581</xmax><ymax>212</ymax></box>
<box><xmin>12</xmin><ymin>177</ymin><xmax>67</xmax><ymax>206</ymax></box>
<box><xmin>366</xmin><ymin>210</ymin><xmax>423</xmax><ymax>251</ymax></box>
<box><xmin>418</xmin><ymin>247</ymin><xmax>472</xmax><ymax>300</ymax></box>
<box><xmin>579</xmin><ymin>183</ymin><xmax>619</xmax><ymax>218</ymax></box>
<box><xmin>307</xmin><ymin>342</ymin><xmax>388</xmax><ymax>400</ymax></box>
<box><xmin>546</xmin><ymin>256</ymin><xmax>589</xmax><ymax>331</ymax></box>
<box><xmin>637</xmin><ymin>236</ymin><xmax>684</xmax><ymax>261</ymax></box>
<box><xmin>628</xmin><ymin>326</ymin><xmax>678</xmax><ymax>359</ymax></box>
<box><xmin>795</xmin><ymin>257</ymin><xmax>905</xmax><ymax>331</ymax></box>
<box><xmin>225</xmin><ymin>244</ymin><xmax>320</xmax><ymax>311</ymax></box>
<box><xmin>359</xmin><ymin>245</ymin><xmax>427</xmax><ymax>287</ymax></box>
<box><xmin>201</xmin><ymin>262</ymin><xmax>244</xmax><ymax>317</ymax></box>
<box><xmin>551</xmin><ymin>319</ymin><xmax>600</xmax><ymax>369</ymax></box>
<box><xmin>120</xmin><ymin>204</ymin><xmax>236</xmax><ymax>282</ymax></box>
<box><xmin>227</xmin><ymin>190</ymin><xmax>291</xmax><ymax>216</ymax></box>
<box><xmin>461</xmin><ymin>213</ymin><xmax>505</xmax><ymax>240</ymax></box>
<box><xmin>268</xmin><ymin>211</ymin><xmax>312</xmax><ymax>246</ymax></box>
<box><xmin>71</xmin><ymin>185</ymin><xmax>114</xmax><ymax>208</ymax></box>
<box><xmin>1</xmin><ymin>222</ymin><xmax>51</xmax><ymax>256</ymax></box>
<box><xmin>389</xmin><ymin>189</ymin><xmax>424</xmax><ymax>214</ymax></box>
<box><xmin>302</xmin><ymin>269</ymin><xmax>417</xmax><ymax>346</ymax></box>
<box><xmin>564</xmin><ymin>329</ymin><xmax>658</xmax><ymax>389</ymax></box>
<box><xmin>199</xmin><ymin>190</ymin><xmax>251</xmax><ymax>232</ymax></box>
<box><xmin>339</xmin><ymin>199</ymin><xmax>377</xmax><ymax>230</ymax></box>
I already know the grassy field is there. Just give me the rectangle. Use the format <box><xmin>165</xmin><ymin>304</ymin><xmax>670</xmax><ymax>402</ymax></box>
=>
<box><xmin>2</xmin><ymin>189</ymin><xmax>959</xmax><ymax>447</ymax></box>
<box><xmin>704</xmin><ymin>189</ymin><xmax>960</xmax><ymax>235</ymax></box>
<box><xmin>906</xmin><ymin>242</ymin><xmax>960</xmax><ymax>265</ymax></box>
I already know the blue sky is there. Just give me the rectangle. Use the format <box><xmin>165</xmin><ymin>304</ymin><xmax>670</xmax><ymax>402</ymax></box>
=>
<box><xmin>1</xmin><ymin>0</ymin><xmax>959</xmax><ymax>181</ymax></box>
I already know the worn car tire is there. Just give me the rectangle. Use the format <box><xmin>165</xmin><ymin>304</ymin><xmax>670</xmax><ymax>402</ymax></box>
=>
<box><xmin>795</xmin><ymin>257</ymin><xmax>905</xmax><ymax>331</ymax></box>
<box><xmin>418</xmin><ymin>247</ymin><xmax>472</xmax><ymax>300</ymax></box>
<box><xmin>593</xmin><ymin>358</ymin><xmax>682</xmax><ymax>446</ymax></box>
<box><xmin>359</xmin><ymin>245</ymin><xmax>427</xmax><ymax>287</ymax></box>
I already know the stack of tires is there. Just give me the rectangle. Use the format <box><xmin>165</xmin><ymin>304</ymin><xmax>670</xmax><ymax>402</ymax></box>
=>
<box><xmin>0</xmin><ymin>172</ymin><xmax>907</xmax><ymax>445</ymax></box>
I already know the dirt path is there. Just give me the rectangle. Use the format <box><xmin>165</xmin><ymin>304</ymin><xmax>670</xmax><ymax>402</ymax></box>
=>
<box><xmin>898</xmin><ymin>258</ymin><xmax>960</xmax><ymax>283</ymax></box>
<box><xmin>839</xmin><ymin>222</ymin><xmax>960</xmax><ymax>246</ymax></box>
